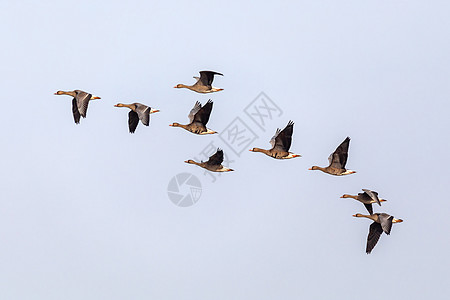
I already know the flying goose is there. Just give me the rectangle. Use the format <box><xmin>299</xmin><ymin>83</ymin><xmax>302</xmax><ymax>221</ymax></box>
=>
<box><xmin>54</xmin><ymin>90</ymin><xmax>101</xmax><ymax>124</ymax></box>
<box><xmin>341</xmin><ymin>189</ymin><xmax>386</xmax><ymax>215</ymax></box>
<box><xmin>353</xmin><ymin>213</ymin><xmax>403</xmax><ymax>254</ymax></box>
<box><xmin>174</xmin><ymin>71</ymin><xmax>223</xmax><ymax>93</ymax></box>
<box><xmin>250</xmin><ymin>120</ymin><xmax>301</xmax><ymax>159</ymax></box>
<box><xmin>309</xmin><ymin>137</ymin><xmax>356</xmax><ymax>175</ymax></box>
<box><xmin>170</xmin><ymin>100</ymin><xmax>217</xmax><ymax>135</ymax></box>
<box><xmin>185</xmin><ymin>149</ymin><xmax>233</xmax><ymax>172</ymax></box>
<box><xmin>114</xmin><ymin>103</ymin><xmax>159</xmax><ymax>133</ymax></box>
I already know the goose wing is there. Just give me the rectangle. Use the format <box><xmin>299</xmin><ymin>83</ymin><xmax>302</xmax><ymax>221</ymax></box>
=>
<box><xmin>328</xmin><ymin>137</ymin><xmax>350</xmax><ymax>169</ymax></box>
<box><xmin>366</xmin><ymin>221</ymin><xmax>383</xmax><ymax>254</ymax></box>
<box><xmin>74</xmin><ymin>90</ymin><xmax>92</xmax><ymax>118</ymax></box>
<box><xmin>206</xmin><ymin>149</ymin><xmax>224</xmax><ymax>166</ymax></box>
<box><xmin>362</xmin><ymin>189</ymin><xmax>381</xmax><ymax>206</ymax></box>
<box><xmin>128</xmin><ymin>111</ymin><xmax>140</xmax><ymax>133</ymax></box>
<box><xmin>271</xmin><ymin>120</ymin><xmax>294</xmax><ymax>151</ymax></box>
<box><xmin>134</xmin><ymin>103</ymin><xmax>150</xmax><ymax>126</ymax></box>
<box><xmin>195</xmin><ymin>71</ymin><xmax>223</xmax><ymax>88</ymax></box>
<box><xmin>378</xmin><ymin>213</ymin><xmax>394</xmax><ymax>235</ymax></box>
<box><xmin>72</xmin><ymin>98</ymin><xmax>81</xmax><ymax>124</ymax></box>
<box><xmin>188</xmin><ymin>101</ymin><xmax>202</xmax><ymax>123</ymax></box>
<box><xmin>193</xmin><ymin>100</ymin><xmax>213</xmax><ymax>125</ymax></box>
<box><xmin>363</xmin><ymin>203</ymin><xmax>373</xmax><ymax>215</ymax></box>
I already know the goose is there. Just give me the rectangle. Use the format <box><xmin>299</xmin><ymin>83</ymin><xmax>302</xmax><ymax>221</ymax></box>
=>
<box><xmin>170</xmin><ymin>100</ymin><xmax>217</xmax><ymax>135</ymax></box>
<box><xmin>341</xmin><ymin>189</ymin><xmax>387</xmax><ymax>215</ymax></box>
<box><xmin>185</xmin><ymin>149</ymin><xmax>233</xmax><ymax>172</ymax></box>
<box><xmin>353</xmin><ymin>213</ymin><xmax>403</xmax><ymax>254</ymax></box>
<box><xmin>174</xmin><ymin>71</ymin><xmax>223</xmax><ymax>93</ymax></box>
<box><xmin>114</xmin><ymin>103</ymin><xmax>159</xmax><ymax>133</ymax></box>
<box><xmin>54</xmin><ymin>90</ymin><xmax>101</xmax><ymax>124</ymax></box>
<box><xmin>249</xmin><ymin>120</ymin><xmax>301</xmax><ymax>159</ymax></box>
<box><xmin>309</xmin><ymin>137</ymin><xmax>356</xmax><ymax>175</ymax></box>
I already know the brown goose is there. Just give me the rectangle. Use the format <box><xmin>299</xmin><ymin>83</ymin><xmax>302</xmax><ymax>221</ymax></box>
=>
<box><xmin>114</xmin><ymin>103</ymin><xmax>159</xmax><ymax>133</ymax></box>
<box><xmin>174</xmin><ymin>71</ymin><xmax>223</xmax><ymax>93</ymax></box>
<box><xmin>54</xmin><ymin>90</ymin><xmax>101</xmax><ymax>124</ymax></box>
<box><xmin>309</xmin><ymin>137</ymin><xmax>356</xmax><ymax>175</ymax></box>
<box><xmin>250</xmin><ymin>120</ymin><xmax>301</xmax><ymax>159</ymax></box>
<box><xmin>170</xmin><ymin>100</ymin><xmax>217</xmax><ymax>135</ymax></box>
<box><xmin>185</xmin><ymin>149</ymin><xmax>233</xmax><ymax>172</ymax></box>
<box><xmin>341</xmin><ymin>189</ymin><xmax>387</xmax><ymax>215</ymax></box>
<box><xmin>353</xmin><ymin>213</ymin><xmax>403</xmax><ymax>254</ymax></box>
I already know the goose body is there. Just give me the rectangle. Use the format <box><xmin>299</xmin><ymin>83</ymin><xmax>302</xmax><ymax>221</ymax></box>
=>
<box><xmin>174</xmin><ymin>71</ymin><xmax>223</xmax><ymax>93</ymax></box>
<box><xmin>54</xmin><ymin>90</ymin><xmax>101</xmax><ymax>124</ymax></box>
<box><xmin>250</xmin><ymin>120</ymin><xmax>301</xmax><ymax>159</ymax></box>
<box><xmin>185</xmin><ymin>149</ymin><xmax>233</xmax><ymax>172</ymax></box>
<box><xmin>170</xmin><ymin>100</ymin><xmax>217</xmax><ymax>135</ymax></box>
<box><xmin>353</xmin><ymin>213</ymin><xmax>403</xmax><ymax>254</ymax></box>
<box><xmin>309</xmin><ymin>137</ymin><xmax>356</xmax><ymax>176</ymax></box>
<box><xmin>341</xmin><ymin>189</ymin><xmax>386</xmax><ymax>215</ymax></box>
<box><xmin>114</xmin><ymin>103</ymin><xmax>159</xmax><ymax>133</ymax></box>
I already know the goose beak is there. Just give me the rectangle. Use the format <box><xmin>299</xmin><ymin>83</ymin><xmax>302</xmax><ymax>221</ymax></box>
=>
<box><xmin>53</xmin><ymin>92</ymin><xmax>58</xmax><ymax>95</ymax></box>
<box><xmin>352</xmin><ymin>214</ymin><xmax>357</xmax><ymax>217</ymax></box>
<box><xmin>340</xmin><ymin>195</ymin><xmax>345</xmax><ymax>198</ymax></box>
<box><xmin>173</xmin><ymin>85</ymin><xmax>178</xmax><ymax>88</ymax></box>
<box><xmin>169</xmin><ymin>124</ymin><xmax>173</xmax><ymax>127</ymax></box>
<box><xmin>308</xmin><ymin>167</ymin><xmax>313</xmax><ymax>170</ymax></box>
<box><xmin>184</xmin><ymin>160</ymin><xmax>189</xmax><ymax>163</ymax></box>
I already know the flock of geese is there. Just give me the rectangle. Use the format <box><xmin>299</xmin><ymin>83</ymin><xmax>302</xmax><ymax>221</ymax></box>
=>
<box><xmin>54</xmin><ymin>70</ymin><xmax>403</xmax><ymax>254</ymax></box>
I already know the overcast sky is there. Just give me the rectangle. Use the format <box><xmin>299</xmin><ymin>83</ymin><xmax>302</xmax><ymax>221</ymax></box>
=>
<box><xmin>1</xmin><ymin>1</ymin><xmax>449</xmax><ymax>299</ymax></box>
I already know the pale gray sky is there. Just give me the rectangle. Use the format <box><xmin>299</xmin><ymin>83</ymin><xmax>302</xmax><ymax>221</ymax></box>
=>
<box><xmin>1</xmin><ymin>1</ymin><xmax>449</xmax><ymax>299</ymax></box>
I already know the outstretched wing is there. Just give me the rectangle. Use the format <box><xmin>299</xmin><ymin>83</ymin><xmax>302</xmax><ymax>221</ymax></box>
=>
<box><xmin>196</xmin><ymin>71</ymin><xmax>223</xmax><ymax>88</ymax></box>
<box><xmin>134</xmin><ymin>103</ymin><xmax>150</xmax><ymax>126</ymax></box>
<box><xmin>270</xmin><ymin>128</ymin><xmax>281</xmax><ymax>147</ymax></box>
<box><xmin>72</xmin><ymin>98</ymin><xmax>81</xmax><ymax>124</ymax></box>
<box><xmin>378</xmin><ymin>213</ymin><xmax>394</xmax><ymax>235</ymax></box>
<box><xmin>193</xmin><ymin>100</ymin><xmax>213</xmax><ymax>125</ymax></box>
<box><xmin>206</xmin><ymin>149</ymin><xmax>224</xmax><ymax>166</ymax></box>
<box><xmin>75</xmin><ymin>90</ymin><xmax>92</xmax><ymax>118</ymax></box>
<box><xmin>328</xmin><ymin>137</ymin><xmax>350</xmax><ymax>169</ymax></box>
<box><xmin>272</xmin><ymin>120</ymin><xmax>294</xmax><ymax>151</ymax></box>
<box><xmin>363</xmin><ymin>203</ymin><xmax>373</xmax><ymax>215</ymax></box>
<box><xmin>128</xmin><ymin>111</ymin><xmax>139</xmax><ymax>133</ymax></box>
<box><xmin>366</xmin><ymin>222</ymin><xmax>383</xmax><ymax>254</ymax></box>
<box><xmin>188</xmin><ymin>101</ymin><xmax>202</xmax><ymax>123</ymax></box>
<box><xmin>362</xmin><ymin>189</ymin><xmax>381</xmax><ymax>206</ymax></box>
